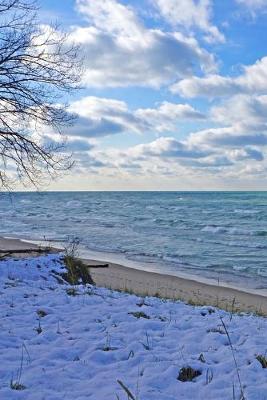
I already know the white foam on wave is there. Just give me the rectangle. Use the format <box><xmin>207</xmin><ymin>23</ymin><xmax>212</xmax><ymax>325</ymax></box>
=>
<box><xmin>234</xmin><ymin>208</ymin><xmax>260</xmax><ymax>215</ymax></box>
<box><xmin>20</xmin><ymin>199</ymin><xmax>32</xmax><ymax>204</ymax></box>
<box><xmin>232</xmin><ymin>265</ymin><xmax>248</xmax><ymax>272</ymax></box>
<box><xmin>66</xmin><ymin>200</ymin><xmax>82</xmax><ymax>208</ymax></box>
<box><xmin>201</xmin><ymin>225</ymin><xmax>227</xmax><ymax>234</ymax></box>
<box><xmin>201</xmin><ymin>225</ymin><xmax>252</xmax><ymax>235</ymax></box>
<box><xmin>228</xmin><ymin>227</ymin><xmax>251</xmax><ymax>235</ymax></box>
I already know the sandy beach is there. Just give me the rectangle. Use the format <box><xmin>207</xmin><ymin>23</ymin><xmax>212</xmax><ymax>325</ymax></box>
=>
<box><xmin>1</xmin><ymin>236</ymin><xmax>266</xmax><ymax>315</ymax></box>
<box><xmin>86</xmin><ymin>258</ymin><xmax>267</xmax><ymax>315</ymax></box>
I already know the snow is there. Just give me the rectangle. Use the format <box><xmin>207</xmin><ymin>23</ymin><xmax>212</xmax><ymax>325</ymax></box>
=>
<box><xmin>0</xmin><ymin>255</ymin><xmax>267</xmax><ymax>399</ymax></box>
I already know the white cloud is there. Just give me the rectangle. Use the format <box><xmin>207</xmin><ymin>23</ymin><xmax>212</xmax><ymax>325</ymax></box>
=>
<box><xmin>171</xmin><ymin>74</ymin><xmax>234</xmax><ymax>97</ymax></box>
<box><xmin>66</xmin><ymin>96</ymin><xmax>205</xmax><ymax>138</ymax></box>
<box><xmin>188</xmin><ymin>126</ymin><xmax>267</xmax><ymax>148</ymax></box>
<box><xmin>229</xmin><ymin>147</ymin><xmax>264</xmax><ymax>161</ymax></box>
<box><xmin>173</xmin><ymin>90</ymin><xmax>267</xmax><ymax>168</ymax></box>
<box><xmin>70</xmin><ymin>0</ymin><xmax>216</xmax><ymax>88</ymax></box>
<box><xmin>236</xmin><ymin>0</ymin><xmax>267</xmax><ymax>11</ymax></box>
<box><xmin>211</xmin><ymin>94</ymin><xmax>267</xmax><ymax>130</ymax></box>
<box><xmin>153</xmin><ymin>0</ymin><xmax>224</xmax><ymax>43</ymax></box>
<box><xmin>59</xmin><ymin>126</ymin><xmax>267</xmax><ymax>186</ymax></box>
<box><xmin>171</xmin><ymin>56</ymin><xmax>267</xmax><ymax>97</ymax></box>
<box><xmin>63</xmin><ymin>95</ymin><xmax>267</xmax><ymax>177</ymax></box>
<box><xmin>76</xmin><ymin>0</ymin><xmax>143</xmax><ymax>38</ymax></box>
<box><xmin>134</xmin><ymin>101</ymin><xmax>205</xmax><ymax>131</ymax></box>
<box><xmin>124</xmin><ymin>136</ymin><xmax>211</xmax><ymax>159</ymax></box>
<box><xmin>87</xmin><ymin>130</ymin><xmax>266</xmax><ymax>179</ymax></box>
<box><xmin>89</xmin><ymin>136</ymin><xmax>216</xmax><ymax>174</ymax></box>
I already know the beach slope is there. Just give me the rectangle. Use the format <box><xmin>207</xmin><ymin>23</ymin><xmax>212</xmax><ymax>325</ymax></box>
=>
<box><xmin>87</xmin><ymin>258</ymin><xmax>267</xmax><ymax>315</ymax></box>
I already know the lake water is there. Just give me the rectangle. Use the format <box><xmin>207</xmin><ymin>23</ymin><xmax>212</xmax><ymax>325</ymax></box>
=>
<box><xmin>1</xmin><ymin>191</ymin><xmax>267</xmax><ymax>289</ymax></box>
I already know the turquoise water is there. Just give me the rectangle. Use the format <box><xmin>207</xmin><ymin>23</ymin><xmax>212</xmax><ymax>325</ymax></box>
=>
<box><xmin>0</xmin><ymin>191</ymin><xmax>267</xmax><ymax>289</ymax></box>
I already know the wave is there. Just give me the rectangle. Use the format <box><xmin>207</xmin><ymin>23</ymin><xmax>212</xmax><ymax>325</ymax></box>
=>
<box><xmin>257</xmin><ymin>269</ymin><xmax>267</xmax><ymax>277</ymax></box>
<box><xmin>227</xmin><ymin>241</ymin><xmax>267</xmax><ymax>249</ymax></box>
<box><xmin>201</xmin><ymin>225</ymin><xmax>228</xmax><ymax>234</ymax></box>
<box><xmin>201</xmin><ymin>225</ymin><xmax>266</xmax><ymax>236</ymax></box>
<box><xmin>195</xmin><ymin>237</ymin><xmax>267</xmax><ymax>249</ymax></box>
<box><xmin>232</xmin><ymin>265</ymin><xmax>248</xmax><ymax>272</ymax></box>
<box><xmin>234</xmin><ymin>208</ymin><xmax>260</xmax><ymax>215</ymax></box>
<box><xmin>228</xmin><ymin>227</ymin><xmax>253</xmax><ymax>235</ymax></box>
<box><xmin>66</xmin><ymin>200</ymin><xmax>82</xmax><ymax>208</ymax></box>
<box><xmin>256</xmin><ymin>231</ymin><xmax>267</xmax><ymax>237</ymax></box>
<box><xmin>20</xmin><ymin>199</ymin><xmax>32</xmax><ymax>204</ymax></box>
<box><xmin>153</xmin><ymin>218</ymin><xmax>180</xmax><ymax>226</ymax></box>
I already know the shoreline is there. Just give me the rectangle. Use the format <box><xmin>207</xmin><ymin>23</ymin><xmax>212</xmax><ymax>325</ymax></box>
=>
<box><xmin>14</xmin><ymin>237</ymin><xmax>267</xmax><ymax>294</ymax></box>
<box><xmin>1</xmin><ymin>236</ymin><xmax>267</xmax><ymax>314</ymax></box>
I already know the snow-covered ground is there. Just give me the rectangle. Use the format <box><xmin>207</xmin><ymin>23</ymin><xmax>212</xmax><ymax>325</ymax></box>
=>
<box><xmin>0</xmin><ymin>255</ymin><xmax>267</xmax><ymax>399</ymax></box>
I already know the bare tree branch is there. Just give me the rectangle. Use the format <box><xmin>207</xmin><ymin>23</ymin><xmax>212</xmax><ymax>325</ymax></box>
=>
<box><xmin>0</xmin><ymin>0</ymin><xmax>82</xmax><ymax>189</ymax></box>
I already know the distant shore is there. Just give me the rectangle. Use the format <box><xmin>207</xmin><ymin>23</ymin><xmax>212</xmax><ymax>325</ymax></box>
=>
<box><xmin>1</xmin><ymin>236</ymin><xmax>267</xmax><ymax>315</ymax></box>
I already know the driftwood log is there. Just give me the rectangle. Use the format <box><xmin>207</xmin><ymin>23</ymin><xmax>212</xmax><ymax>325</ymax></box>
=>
<box><xmin>88</xmin><ymin>263</ymin><xmax>109</xmax><ymax>269</ymax></box>
<box><xmin>0</xmin><ymin>248</ymin><xmax>51</xmax><ymax>254</ymax></box>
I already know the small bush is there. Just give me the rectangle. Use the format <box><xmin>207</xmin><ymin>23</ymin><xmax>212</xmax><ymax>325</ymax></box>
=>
<box><xmin>62</xmin><ymin>256</ymin><xmax>94</xmax><ymax>285</ymax></box>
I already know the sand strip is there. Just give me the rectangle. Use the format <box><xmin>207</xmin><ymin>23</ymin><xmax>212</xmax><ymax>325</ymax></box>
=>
<box><xmin>85</xmin><ymin>258</ymin><xmax>267</xmax><ymax>315</ymax></box>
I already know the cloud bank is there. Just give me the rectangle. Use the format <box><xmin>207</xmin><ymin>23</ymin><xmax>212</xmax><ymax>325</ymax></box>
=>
<box><xmin>69</xmin><ymin>0</ymin><xmax>216</xmax><ymax>88</ymax></box>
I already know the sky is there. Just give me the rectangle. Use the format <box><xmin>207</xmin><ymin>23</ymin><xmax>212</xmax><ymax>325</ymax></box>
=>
<box><xmin>36</xmin><ymin>0</ymin><xmax>267</xmax><ymax>190</ymax></box>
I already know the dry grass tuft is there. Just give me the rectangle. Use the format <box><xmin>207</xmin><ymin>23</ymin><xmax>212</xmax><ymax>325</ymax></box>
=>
<box><xmin>36</xmin><ymin>309</ymin><xmax>47</xmax><ymax>318</ymax></box>
<box><xmin>66</xmin><ymin>287</ymin><xmax>79</xmax><ymax>296</ymax></box>
<box><xmin>256</xmin><ymin>354</ymin><xmax>267</xmax><ymax>368</ymax></box>
<box><xmin>10</xmin><ymin>380</ymin><xmax>26</xmax><ymax>390</ymax></box>
<box><xmin>128</xmin><ymin>311</ymin><xmax>150</xmax><ymax>319</ymax></box>
<box><xmin>177</xmin><ymin>366</ymin><xmax>201</xmax><ymax>382</ymax></box>
<box><xmin>63</xmin><ymin>256</ymin><xmax>94</xmax><ymax>285</ymax></box>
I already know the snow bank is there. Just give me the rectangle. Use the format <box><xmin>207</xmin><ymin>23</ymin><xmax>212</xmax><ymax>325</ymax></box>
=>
<box><xmin>0</xmin><ymin>255</ymin><xmax>266</xmax><ymax>399</ymax></box>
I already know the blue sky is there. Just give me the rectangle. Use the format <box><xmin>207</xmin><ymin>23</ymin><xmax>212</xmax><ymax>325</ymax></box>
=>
<box><xmin>36</xmin><ymin>0</ymin><xmax>267</xmax><ymax>190</ymax></box>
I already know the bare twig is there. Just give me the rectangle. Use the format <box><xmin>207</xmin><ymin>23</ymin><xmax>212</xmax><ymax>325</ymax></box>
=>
<box><xmin>220</xmin><ymin>316</ymin><xmax>245</xmax><ymax>400</ymax></box>
<box><xmin>117</xmin><ymin>380</ymin><xmax>136</xmax><ymax>400</ymax></box>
